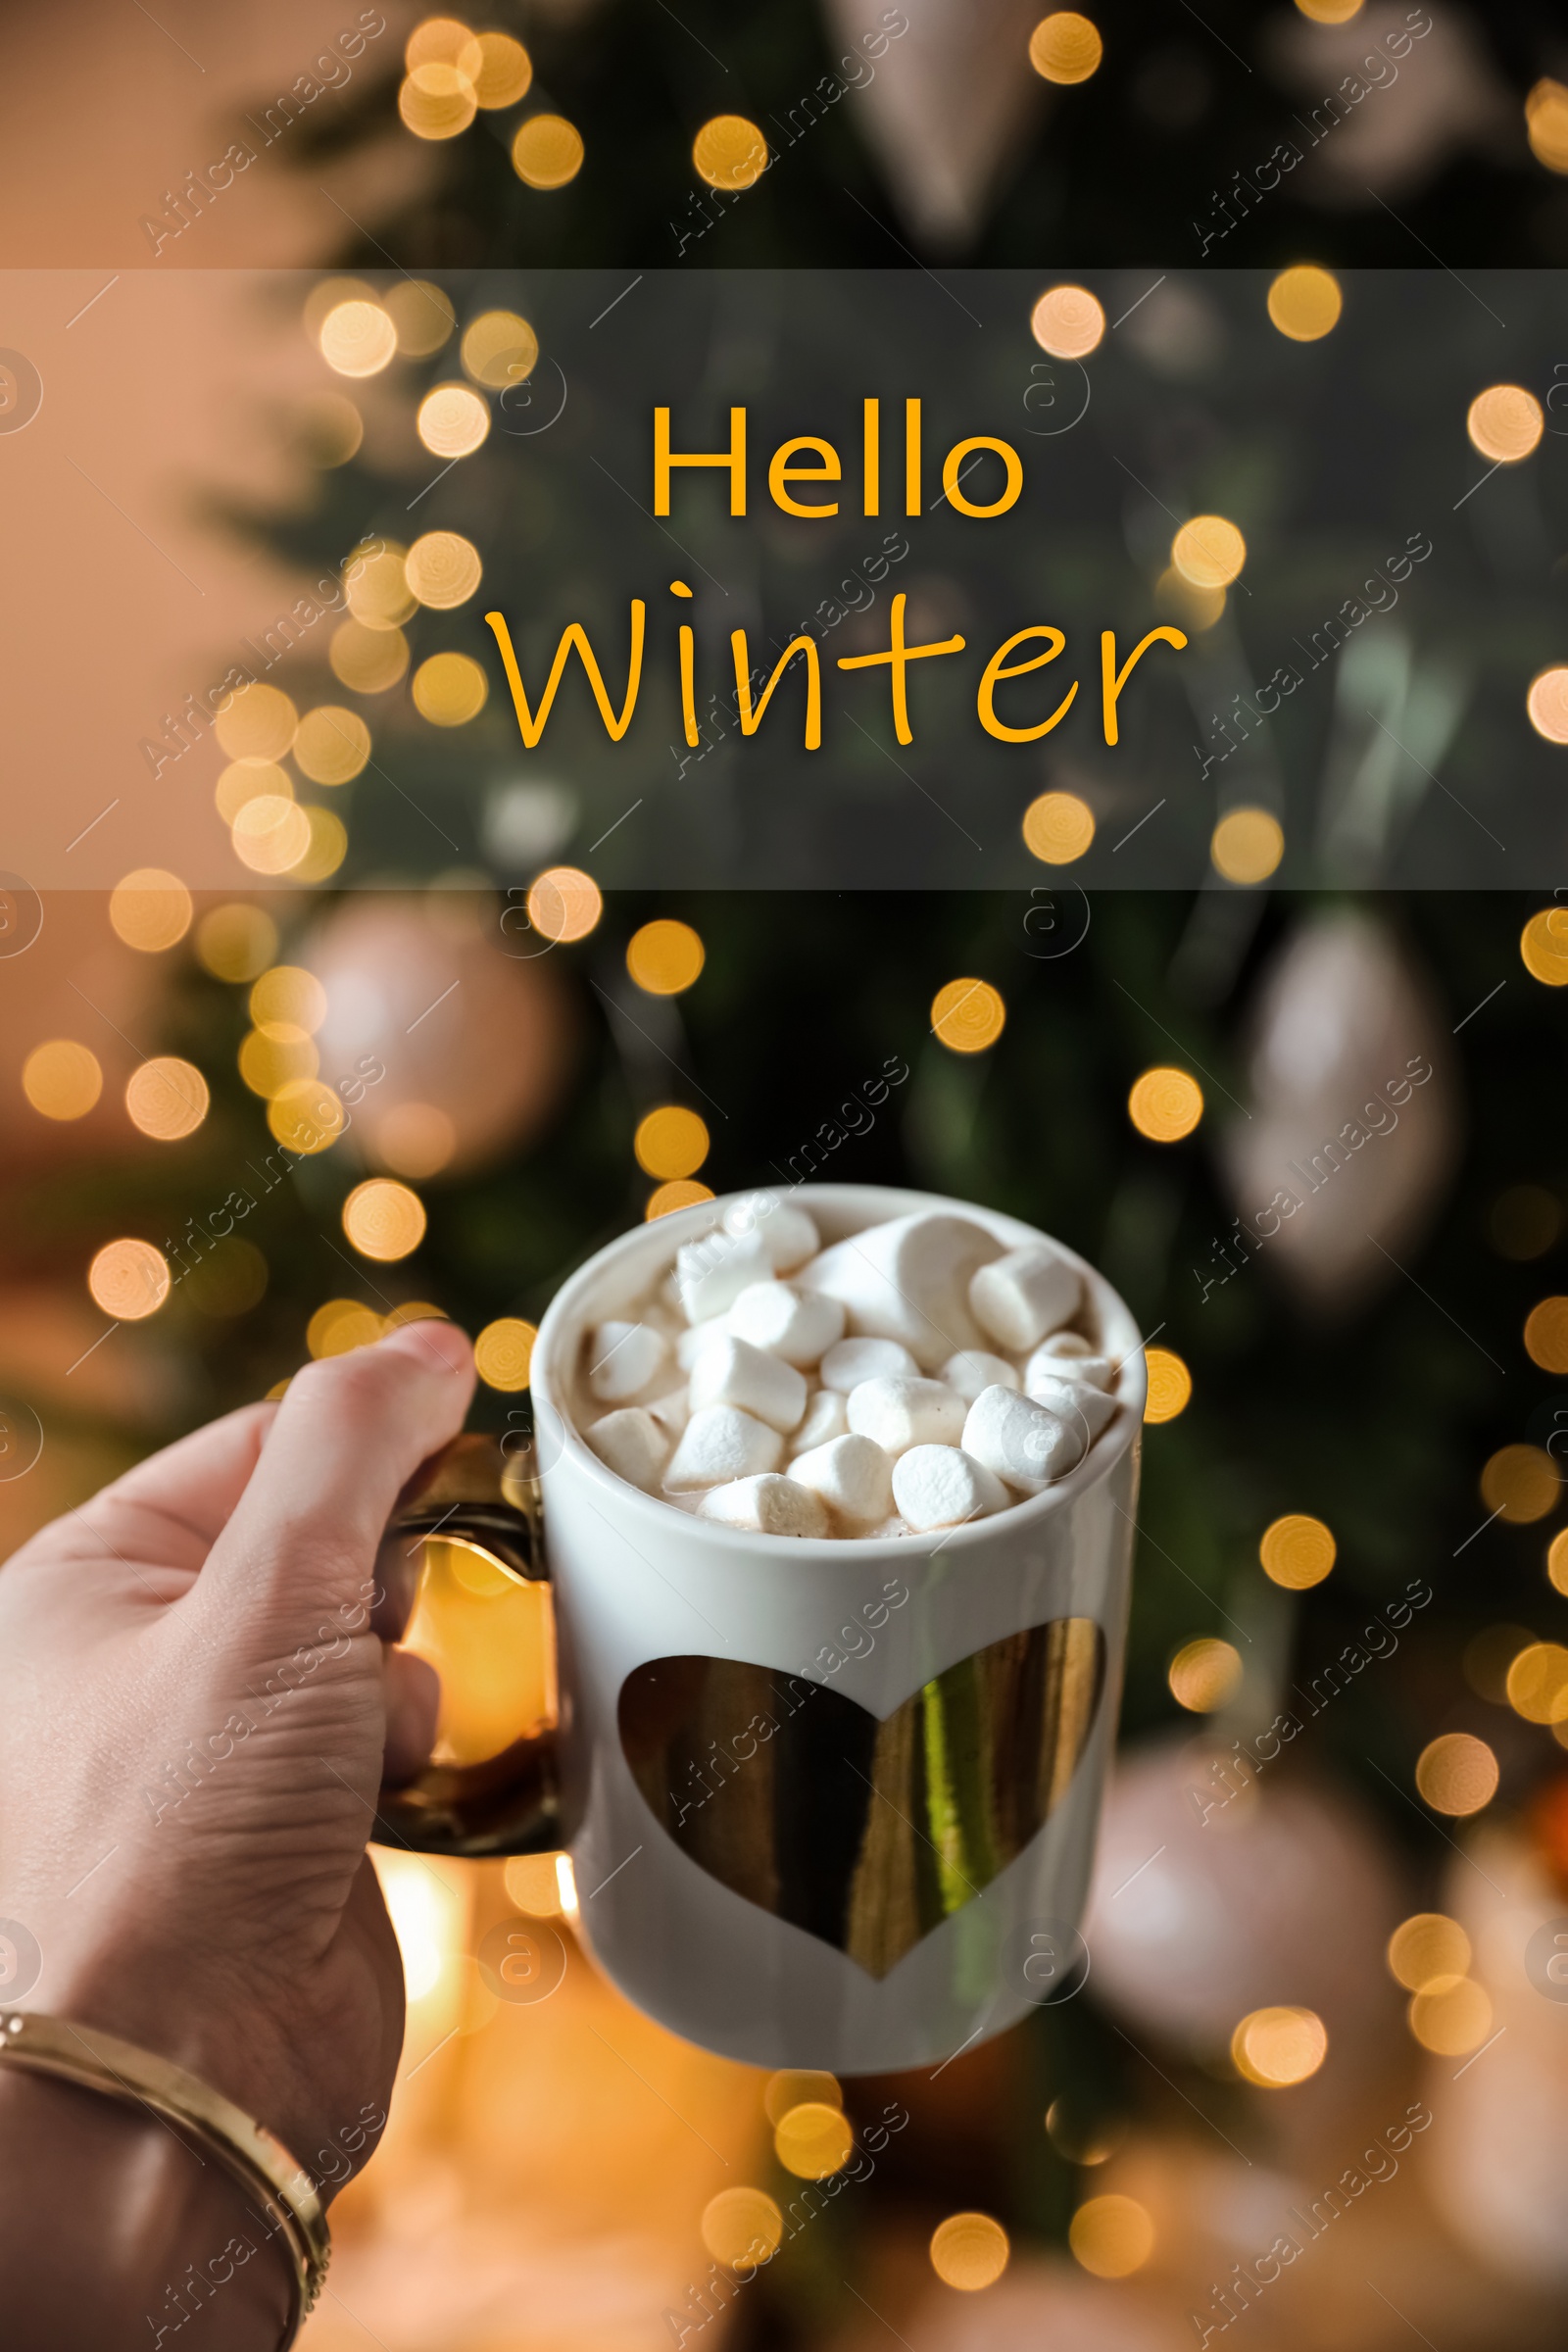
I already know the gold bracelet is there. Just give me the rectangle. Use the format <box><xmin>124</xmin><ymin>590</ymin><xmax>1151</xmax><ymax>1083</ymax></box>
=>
<box><xmin>0</xmin><ymin>2008</ymin><xmax>330</xmax><ymax>2347</ymax></box>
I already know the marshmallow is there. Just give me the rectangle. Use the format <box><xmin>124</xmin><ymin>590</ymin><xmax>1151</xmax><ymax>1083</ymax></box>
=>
<box><xmin>791</xmin><ymin>1433</ymin><xmax>895</xmax><ymax>1525</ymax></box>
<box><xmin>961</xmin><ymin>1384</ymin><xmax>1082</xmax><ymax>1491</ymax></box>
<box><xmin>676</xmin><ymin>1317</ymin><xmax>734</xmax><ymax>1373</ymax></box>
<box><xmin>800</xmin><ymin>1212</ymin><xmax>1001</xmax><ymax>1371</ymax></box>
<box><xmin>941</xmin><ymin>1348</ymin><xmax>1022</xmax><ymax>1403</ymax></box>
<box><xmin>1026</xmin><ymin>1331</ymin><xmax>1117</xmax><ymax>1394</ymax></box>
<box><xmin>968</xmin><ymin>1245</ymin><xmax>1081</xmax><ymax>1354</ymax></box>
<box><xmin>585</xmin><ymin>1319</ymin><xmax>669</xmax><ymax>1403</ymax></box>
<box><xmin>586</xmin><ymin>1406</ymin><xmax>670</xmax><ymax>1493</ymax></box>
<box><xmin>819</xmin><ymin>1336</ymin><xmax>921</xmax><ymax>1393</ymax></box>
<box><xmin>892</xmin><ymin>1445</ymin><xmax>1008</xmax><ymax>1532</ymax></box>
<box><xmin>676</xmin><ymin>1228</ymin><xmax>774</xmax><ymax>1323</ymax></box>
<box><xmin>727</xmin><ymin>1280</ymin><xmax>846</xmax><ymax>1367</ymax></box>
<box><xmin>1026</xmin><ymin>1373</ymin><xmax>1117</xmax><ymax>1450</ymax></box>
<box><xmin>790</xmin><ymin>1387</ymin><xmax>848</xmax><ymax>1452</ymax></box>
<box><xmin>664</xmin><ymin>1404</ymin><xmax>784</xmax><ymax>1490</ymax></box>
<box><xmin>722</xmin><ymin>1192</ymin><xmax>820</xmax><ymax>1273</ymax></box>
<box><xmin>697</xmin><ymin>1473</ymin><xmax>828</xmax><ymax>1538</ymax></box>
<box><xmin>688</xmin><ymin>1335</ymin><xmax>807</xmax><ymax>1434</ymax></box>
<box><xmin>847</xmin><ymin>1376</ymin><xmax>967</xmax><ymax>1454</ymax></box>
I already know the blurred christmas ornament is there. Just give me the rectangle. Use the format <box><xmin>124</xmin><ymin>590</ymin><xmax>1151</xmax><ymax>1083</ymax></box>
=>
<box><xmin>1423</xmin><ymin>1798</ymin><xmax>1568</xmax><ymax>2289</ymax></box>
<box><xmin>823</xmin><ymin>0</ymin><xmax>1045</xmax><ymax>248</ymax></box>
<box><xmin>306</xmin><ymin>893</ymin><xmax>576</xmax><ymax>1178</ymax></box>
<box><xmin>1222</xmin><ymin>908</ymin><xmax>1457</xmax><ymax>1316</ymax></box>
<box><xmin>1084</xmin><ymin>1737</ymin><xmax>1404</xmax><ymax>2057</ymax></box>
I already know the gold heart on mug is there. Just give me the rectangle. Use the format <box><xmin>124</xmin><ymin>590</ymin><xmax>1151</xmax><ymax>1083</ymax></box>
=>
<box><xmin>617</xmin><ymin>1619</ymin><xmax>1104</xmax><ymax>1980</ymax></box>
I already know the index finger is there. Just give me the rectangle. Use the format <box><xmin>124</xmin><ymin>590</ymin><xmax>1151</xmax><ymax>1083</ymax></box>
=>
<box><xmin>202</xmin><ymin>1319</ymin><xmax>475</xmax><ymax>1628</ymax></box>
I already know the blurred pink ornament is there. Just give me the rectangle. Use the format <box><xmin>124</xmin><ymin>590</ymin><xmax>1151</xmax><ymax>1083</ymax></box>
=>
<box><xmin>306</xmin><ymin>894</ymin><xmax>576</xmax><ymax>1178</ymax></box>
<box><xmin>824</xmin><ymin>0</ymin><xmax>1045</xmax><ymax>249</ymax></box>
<box><xmin>1084</xmin><ymin>1737</ymin><xmax>1403</xmax><ymax>2055</ymax></box>
<box><xmin>1223</xmin><ymin>908</ymin><xmax>1457</xmax><ymax>1317</ymax></box>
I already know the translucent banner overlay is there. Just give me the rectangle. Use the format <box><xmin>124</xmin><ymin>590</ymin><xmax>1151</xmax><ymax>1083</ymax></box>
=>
<box><xmin>4</xmin><ymin>267</ymin><xmax>1566</xmax><ymax>891</ymax></box>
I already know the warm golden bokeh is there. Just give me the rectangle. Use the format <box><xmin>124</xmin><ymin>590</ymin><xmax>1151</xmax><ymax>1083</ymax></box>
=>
<box><xmin>196</xmin><ymin>904</ymin><xmax>278</xmax><ymax>984</ymax></box>
<box><xmin>1172</xmin><ymin>515</ymin><xmax>1247</xmax><ymax>589</ymax></box>
<box><xmin>1505</xmin><ymin>1641</ymin><xmax>1568</xmax><ymax>1725</ymax></box>
<box><xmin>413</xmin><ymin>652</ymin><xmax>489</xmax><ymax>726</ymax></box>
<box><xmin>231</xmin><ymin>797</ymin><xmax>313</xmax><ymax>876</ymax></box>
<box><xmin>215</xmin><ymin>682</ymin><xmax>298</xmax><ymax>762</ymax></box>
<box><xmin>405</xmin><ymin>531</ymin><xmax>483</xmax><ymax>610</ymax></box>
<box><xmin>1144</xmin><ymin>1347</ymin><xmax>1191</xmax><ymax>1423</ymax></box>
<box><xmin>701</xmin><ymin>2186</ymin><xmax>784</xmax><ymax>2274</ymax></box>
<box><xmin>1296</xmin><ymin>0</ymin><xmax>1363</xmax><ymax>18</ymax></box>
<box><xmin>693</xmin><ymin>115</ymin><xmax>768</xmax><ymax>191</ymax></box>
<box><xmin>513</xmin><ymin>114</ymin><xmax>585</xmax><ymax>188</ymax></box>
<box><xmin>1231</xmin><ymin>2004</ymin><xmax>1327</xmax><ymax>2086</ymax></box>
<box><xmin>1526</xmin><ymin>78</ymin><xmax>1568</xmax><ymax>174</ymax></box>
<box><xmin>343</xmin><ymin>1179</ymin><xmax>428</xmax><ymax>1263</ymax></box>
<box><xmin>1027</xmin><ymin>13</ymin><xmax>1102</xmax><ymax>83</ymax></box>
<box><xmin>319</xmin><ymin>298</ymin><xmax>398</xmax><ymax>375</ymax></box>
<box><xmin>124</xmin><ymin>1058</ymin><xmax>209</xmax><ymax>1143</ymax></box>
<box><xmin>461</xmin><ymin>311</ymin><xmax>539</xmax><ymax>391</ymax></box>
<box><xmin>238</xmin><ymin>1029</ymin><xmax>318</xmax><ymax>1100</ymax></box>
<box><xmin>1022</xmin><ymin>790</ymin><xmax>1095</xmax><ymax>864</ymax></box>
<box><xmin>1387</xmin><ymin>1912</ymin><xmax>1470</xmax><ymax>1993</ymax></box>
<box><xmin>1520</xmin><ymin>906</ymin><xmax>1568</xmax><ymax>985</ymax></box>
<box><xmin>1548</xmin><ymin>1529</ymin><xmax>1568</xmax><ymax>1598</ymax></box>
<box><xmin>762</xmin><ymin>2072</ymin><xmax>842</xmax><ymax>2126</ymax></box>
<box><xmin>307</xmin><ymin>1298</ymin><xmax>383</xmax><ymax>1357</ymax></box>
<box><xmin>472</xmin><ymin>30</ymin><xmax>532</xmax><ymax>108</ymax></box>
<box><xmin>1069</xmin><ymin>2194</ymin><xmax>1153</xmax><ymax>2278</ymax></box>
<box><xmin>929</xmin><ymin>2211</ymin><xmax>1011</xmax><ymax>2290</ymax></box>
<box><xmin>626</xmin><ymin>919</ymin><xmax>706</xmax><ymax>995</ymax></box>
<box><xmin>527</xmin><ymin>866</ymin><xmax>602</xmax><ymax>944</ymax></box>
<box><xmin>1155</xmin><ymin>566</ymin><xmax>1225</xmax><ymax>633</ymax></box>
<box><xmin>267</xmin><ymin>1078</ymin><xmax>346</xmax><ymax>1155</ymax></box>
<box><xmin>1168</xmin><ymin>1637</ymin><xmax>1242</xmax><ymax>1712</ymax></box>
<box><xmin>1211</xmin><ymin>808</ymin><xmax>1285</xmax><ymax>885</ymax></box>
<box><xmin>88</xmin><ymin>1239</ymin><xmax>171</xmax><ymax>1321</ymax></box>
<box><xmin>406</xmin><ymin>16</ymin><xmax>481</xmax><ymax>73</ymax></box>
<box><xmin>504</xmin><ymin>1853</ymin><xmax>564</xmax><ymax>1916</ymax></box>
<box><xmin>1266</xmin><ymin>265</ymin><xmax>1342</xmax><ymax>341</ymax></box>
<box><xmin>294</xmin><ymin>706</ymin><xmax>372</xmax><ymax>785</ymax></box>
<box><xmin>251</xmin><ymin>965</ymin><xmax>328</xmax><ymax>1038</ymax></box>
<box><xmin>634</xmin><ymin>1105</ymin><xmax>710</xmax><ymax>1181</ymax></box>
<box><xmin>1526</xmin><ymin>668</ymin><xmax>1568</xmax><ymax>745</ymax></box>
<box><xmin>23</xmin><ymin>1039</ymin><xmax>102</xmax><ymax>1121</ymax></box>
<box><xmin>1030</xmin><ymin>284</ymin><xmax>1105</xmax><ymax>359</ymax></box>
<box><xmin>1415</xmin><ymin>1732</ymin><xmax>1498</xmax><ymax>1816</ymax></box>
<box><xmin>109</xmin><ymin>868</ymin><xmax>193</xmax><ymax>953</ymax></box>
<box><xmin>1524</xmin><ymin>1296</ymin><xmax>1568</xmax><ymax>1372</ymax></box>
<box><xmin>1409</xmin><ymin>1974</ymin><xmax>1493</xmax><ymax>2056</ymax></box>
<box><xmin>1480</xmin><ymin>1443</ymin><xmax>1557</xmax><ymax>1524</ymax></box>
<box><xmin>474</xmin><ymin>1317</ymin><xmax>538</xmax><ymax>1392</ymax></box>
<box><xmin>1127</xmin><ymin>1065</ymin><xmax>1202</xmax><ymax>1143</ymax></box>
<box><xmin>647</xmin><ymin>1180</ymin><xmax>716</xmax><ymax>1219</ymax></box>
<box><xmin>216</xmin><ymin>760</ymin><xmax>292</xmax><ymax>827</ymax></box>
<box><xmin>773</xmin><ymin>2102</ymin><xmax>854</xmax><ymax>2180</ymax></box>
<box><xmin>385</xmin><ymin>279</ymin><xmax>456</xmax><ymax>357</ymax></box>
<box><xmin>329</xmin><ymin>620</ymin><xmax>411</xmax><ymax>695</ymax></box>
<box><xmin>1259</xmin><ymin>1514</ymin><xmax>1336</xmax><ymax>1590</ymax></box>
<box><xmin>345</xmin><ymin>541</ymin><xmax>416</xmax><ymax>632</ymax></box>
<box><xmin>399</xmin><ymin>61</ymin><xmax>478</xmax><ymax>140</ymax></box>
<box><xmin>294</xmin><ymin>807</ymin><xmax>349</xmax><ymax>886</ymax></box>
<box><xmin>417</xmin><ymin>383</ymin><xmax>491</xmax><ymax>459</ymax></box>
<box><xmin>931</xmin><ymin>978</ymin><xmax>1006</xmax><ymax>1054</ymax></box>
<box><xmin>1468</xmin><ymin>383</ymin><xmax>1544</xmax><ymax>464</ymax></box>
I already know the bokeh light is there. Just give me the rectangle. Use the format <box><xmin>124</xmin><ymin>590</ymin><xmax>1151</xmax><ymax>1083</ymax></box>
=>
<box><xmin>384</xmin><ymin>279</ymin><xmax>456</xmax><ymax>357</ymax></box>
<box><xmin>1068</xmin><ymin>2194</ymin><xmax>1153</xmax><ymax>2278</ymax></box>
<box><xmin>296</xmin><ymin>392</ymin><xmax>364</xmax><ymax>466</ymax></box>
<box><xmin>1387</xmin><ymin>1913</ymin><xmax>1470</xmax><ymax>1993</ymax></box>
<box><xmin>693</xmin><ymin>115</ymin><xmax>768</xmax><ymax>191</ymax></box>
<box><xmin>1548</xmin><ymin>1529</ymin><xmax>1568</xmax><ymax>1597</ymax></box>
<box><xmin>413</xmin><ymin>652</ymin><xmax>488</xmax><ymax>726</ymax></box>
<box><xmin>416</xmin><ymin>383</ymin><xmax>491</xmax><ymax>459</ymax></box>
<box><xmin>216</xmin><ymin>760</ymin><xmax>292</xmax><ymax>827</ymax></box>
<box><xmin>1211</xmin><ymin>808</ymin><xmax>1285</xmax><ymax>885</ymax></box>
<box><xmin>1480</xmin><ymin>1443</ymin><xmax>1557</xmax><ymax>1523</ymax></box>
<box><xmin>1505</xmin><ymin>1641</ymin><xmax>1568</xmax><ymax>1725</ymax></box>
<box><xmin>376</xmin><ymin>1102</ymin><xmax>458</xmax><ymax>1178</ymax></box>
<box><xmin>1172</xmin><ymin>515</ymin><xmax>1247</xmax><ymax>589</ymax></box>
<box><xmin>1030</xmin><ymin>285</ymin><xmax>1104</xmax><ymax>359</ymax></box>
<box><xmin>634</xmin><ymin>1105</ymin><xmax>710</xmax><ymax>1180</ymax></box>
<box><xmin>1231</xmin><ymin>2005</ymin><xmax>1327</xmax><ymax>2086</ymax></box>
<box><xmin>1028</xmin><ymin>14</ymin><xmax>1102</xmax><ymax>83</ymax></box>
<box><xmin>231</xmin><ymin>797</ymin><xmax>313</xmax><ymax>876</ymax></box>
<box><xmin>1409</xmin><ymin>1975</ymin><xmax>1493</xmax><ymax>2056</ymax></box>
<box><xmin>239</xmin><ymin>1029</ymin><xmax>318</xmax><ymax>1099</ymax></box>
<box><xmin>23</xmin><ymin>1040</ymin><xmax>102</xmax><ymax>1121</ymax></box>
<box><xmin>931</xmin><ymin>978</ymin><xmax>1006</xmax><ymax>1054</ymax></box>
<box><xmin>929</xmin><ymin>2211</ymin><xmax>1010</xmax><ymax>2289</ymax></box>
<box><xmin>1468</xmin><ymin>384</ymin><xmax>1544</xmax><ymax>464</ymax></box>
<box><xmin>1415</xmin><ymin>1732</ymin><xmax>1498</xmax><ymax>1816</ymax></box>
<box><xmin>406</xmin><ymin>16</ymin><xmax>481</xmax><ymax>71</ymax></box>
<box><xmin>1144</xmin><ymin>1347</ymin><xmax>1191</xmax><ymax>1423</ymax></box>
<box><xmin>527</xmin><ymin>866</ymin><xmax>602</xmax><ymax>943</ymax></box>
<box><xmin>294</xmin><ymin>706</ymin><xmax>371</xmax><ymax>785</ymax></box>
<box><xmin>1520</xmin><ymin>906</ymin><xmax>1568</xmax><ymax>985</ymax></box>
<box><xmin>762</xmin><ymin>2072</ymin><xmax>842</xmax><ymax>2125</ymax></box>
<box><xmin>329</xmin><ymin>620</ymin><xmax>411</xmax><ymax>695</ymax></box>
<box><xmin>124</xmin><ymin>1058</ymin><xmax>209</xmax><ymax>1143</ymax></box>
<box><xmin>461</xmin><ymin>311</ymin><xmax>538</xmax><ymax>390</ymax></box>
<box><xmin>405</xmin><ymin>532</ymin><xmax>483</xmax><ymax>609</ymax></box>
<box><xmin>1127</xmin><ymin>1065</ymin><xmax>1202</xmax><ymax>1142</ymax></box>
<box><xmin>88</xmin><ymin>1239</ymin><xmax>171</xmax><ymax>1321</ymax></box>
<box><xmin>647</xmin><ymin>1180</ymin><xmax>715</xmax><ymax>1219</ymax></box>
<box><xmin>318</xmin><ymin>299</ymin><xmax>397</xmax><ymax>376</ymax></box>
<box><xmin>1491</xmin><ymin>1183</ymin><xmax>1560</xmax><ymax>1258</ymax></box>
<box><xmin>1266</xmin><ymin>266</ymin><xmax>1342</xmax><ymax>341</ymax></box>
<box><xmin>474</xmin><ymin>1317</ymin><xmax>537</xmax><ymax>1391</ymax></box>
<box><xmin>1259</xmin><ymin>1514</ymin><xmax>1336</xmax><ymax>1590</ymax></box>
<box><xmin>1526</xmin><ymin>668</ymin><xmax>1568</xmax><ymax>745</ymax></box>
<box><xmin>1044</xmin><ymin>2098</ymin><xmax>1122</xmax><ymax>2166</ymax></box>
<box><xmin>1156</xmin><ymin>566</ymin><xmax>1225</xmax><ymax>633</ymax></box>
<box><xmin>513</xmin><ymin>115</ymin><xmax>584</xmax><ymax>188</ymax></box>
<box><xmin>251</xmin><ymin>965</ymin><xmax>327</xmax><ymax>1038</ymax></box>
<box><xmin>1022</xmin><ymin>791</ymin><xmax>1095</xmax><ymax>864</ymax></box>
<box><xmin>472</xmin><ymin>30</ymin><xmax>532</xmax><ymax>108</ymax></box>
<box><xmin>215</xmin><ymin>681</ymin><xmax>298</xmax><ymax>761</ymax></box>
<box><xmin>345</xmin><ymin>542</ymin><xmax>416</xmax><ymax>631</ymax></box>
<box><xmin>1296</xmin><ymin>0</ymin><xmax>1363</xmax><ymax>18</ymax></box>
<box><xmin>701</xmin><ymin>2187</ymin><xmax>784</xmax><ymax>2274</ymax></box>
<box><xmin>307</xmin><ymin>1298</ymin><xmax>383</xmax><ymax>1357</ymax></box>
<box><xmin>267</xmin><ymin>1078</ymin><xmax>345</xmax><ymax>1155</ymax></box>
<box><xmin>399</xmin><ymin>62</ymin><xmax>477</xmax><ymax>140</ymax></box>
<box><xmin>1525</xmin><ymin>1296</ymin><xmax>1568</xmax><ymax>1372</ymax></box>
<box><xmin>1526</xmin><ymin>79</ymin><xmax>1568</xmax><ymax>175</ymax></box>
<box><xmin>109</xmin><ymin>868</ymin><xmax>192</xmax><ymax>954</ymax></box>
<box><xmin>343</xmin><ymin>1179</ymin><xmax>427</xmax><ymax>1262</ymax></box>
<box><xmin>196</xmin><ymin>903</ymin><xmax>277</xmax><ymax>983</ymax></box>
<box><xmin>627</xmin><ymin>918</ymin><xmax>706</xmax><ymax>995</ymax></box>
<box><xmin>773</xmin><ymin>2102</ymin><xmax>853</xmax><ymax>2180</ymax></box>
<box><xmin>1168</xmin><ymin>1637</ymin><xmax>1242</xmax><ymax>1713</ymax></box>
<box><xmin>504</xmin><ymin>1853</ymin><xmax>564</xmax><ymax>1916</ymax></box>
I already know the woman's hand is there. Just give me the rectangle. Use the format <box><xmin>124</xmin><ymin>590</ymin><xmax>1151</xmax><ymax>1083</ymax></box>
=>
<box><xmin>0</xmin><ymin>1317</ymin><xmax>474</xmax><ymax>2332</ymax></box>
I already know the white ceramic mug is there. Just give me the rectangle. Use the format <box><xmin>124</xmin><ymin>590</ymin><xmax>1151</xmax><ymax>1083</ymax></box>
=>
<box><xmin>377</xmin><ymin>1185</ymin><xmax>1146</xmax><ymax>2074</ymax></box>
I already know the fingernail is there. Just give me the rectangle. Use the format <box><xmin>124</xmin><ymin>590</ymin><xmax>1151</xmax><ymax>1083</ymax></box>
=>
<box><xmin>382</xmin><ymin>1318</ymin><xmax>472</xmax><ymax>1375</ymax></box>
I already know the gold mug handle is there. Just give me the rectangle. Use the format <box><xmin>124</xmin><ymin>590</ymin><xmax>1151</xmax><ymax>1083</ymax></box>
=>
<box><xmin>369</xmin><ymin>1433</ymin><xmax>563</xmax><ymax>1858</ymax></box>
